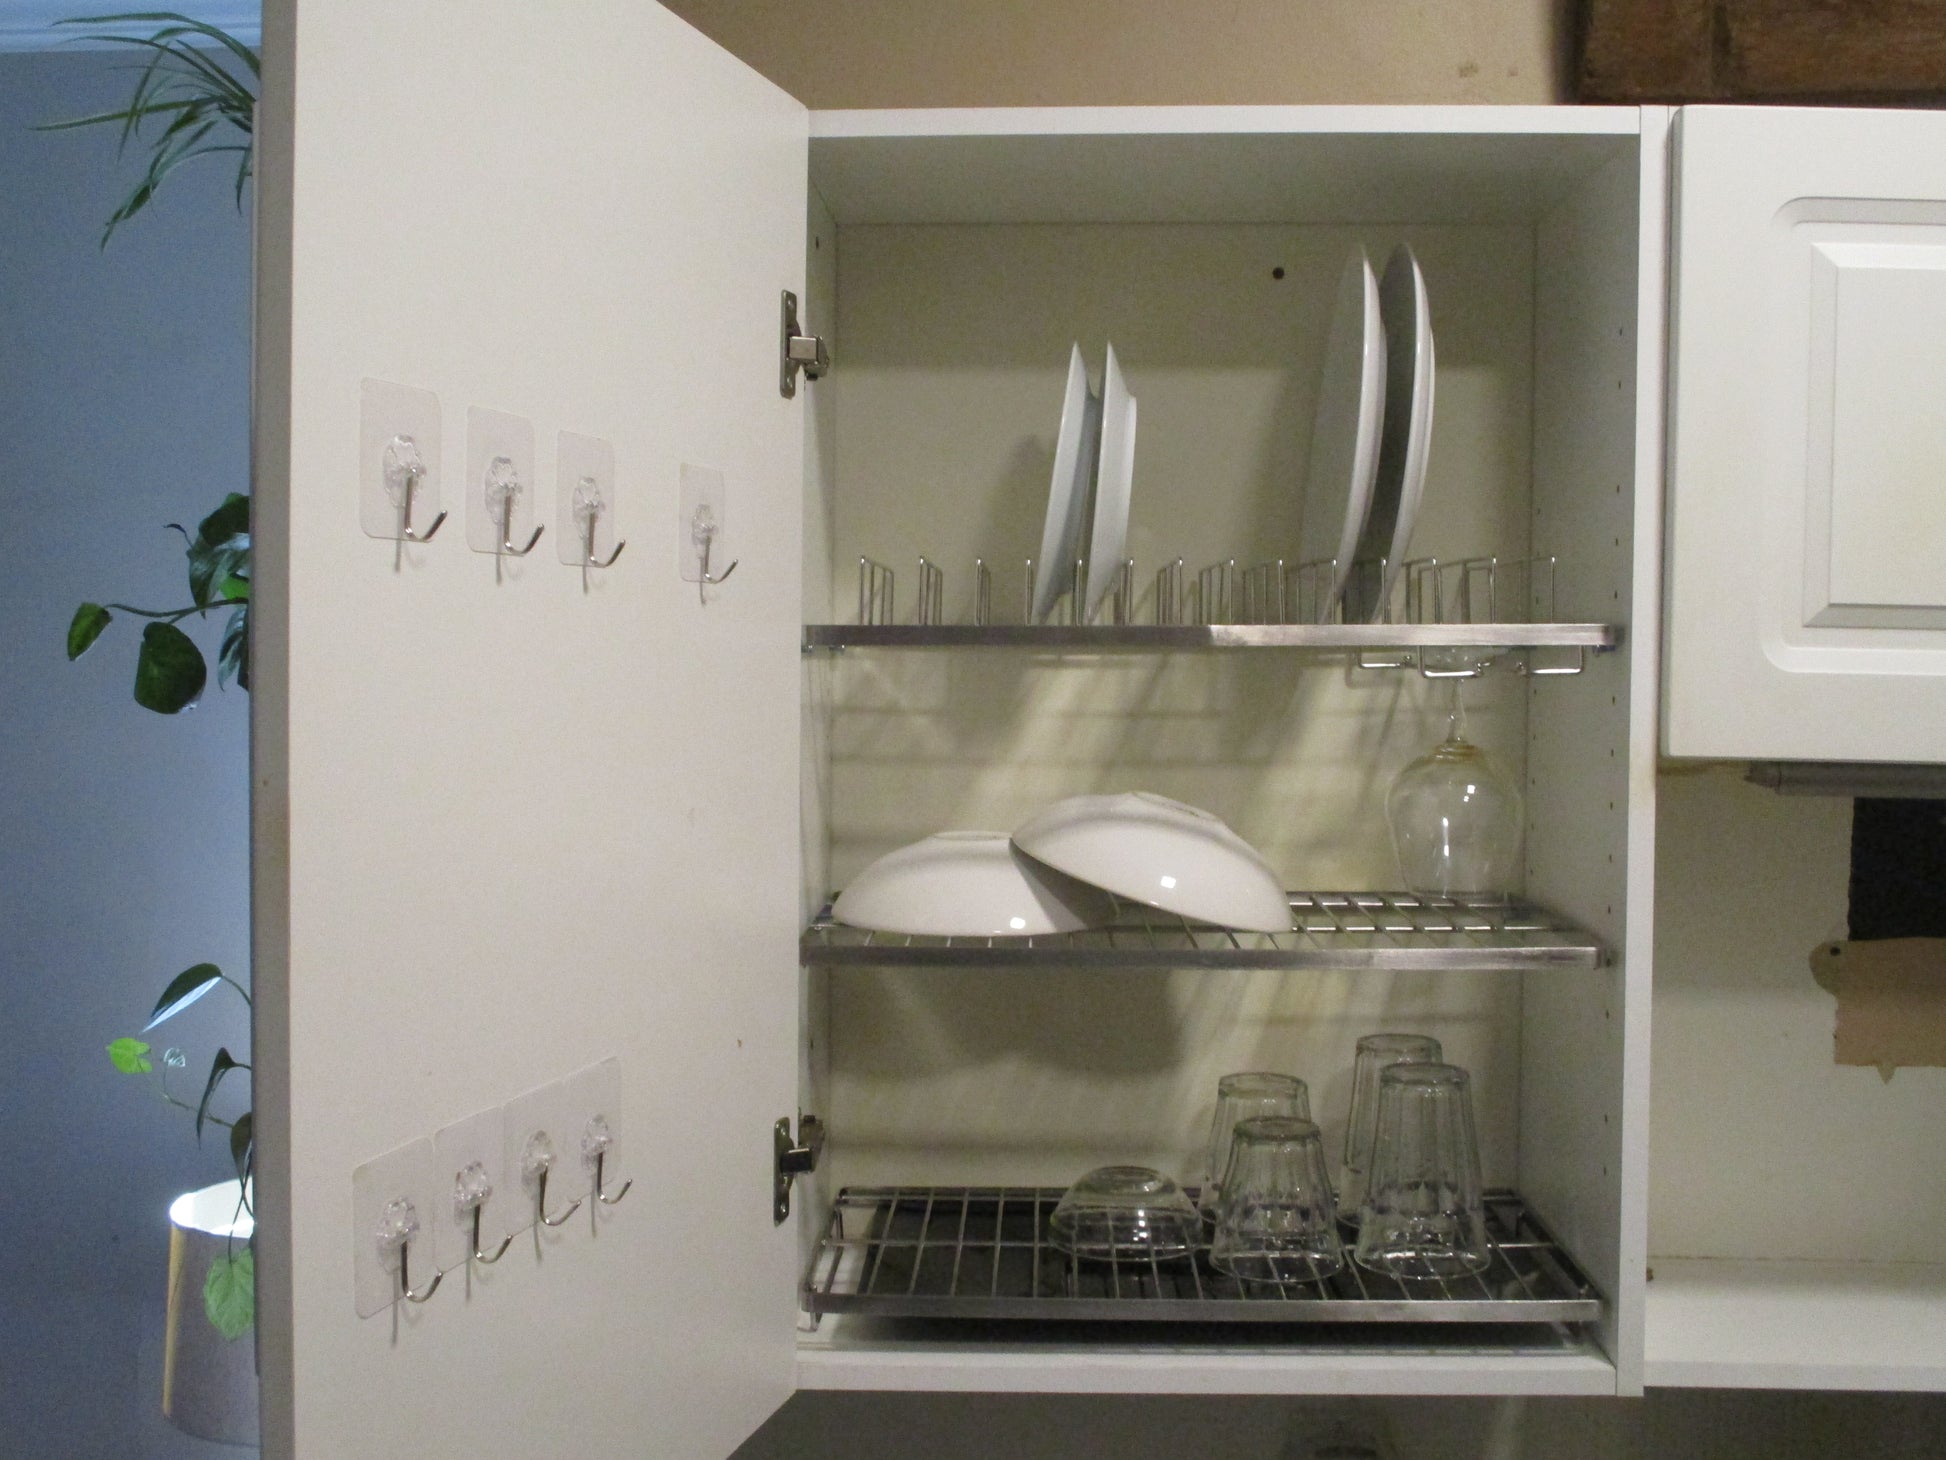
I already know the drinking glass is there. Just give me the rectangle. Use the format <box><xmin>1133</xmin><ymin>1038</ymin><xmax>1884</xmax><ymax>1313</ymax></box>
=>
<box><xmin>1340</xmin><ymin>1033</ymin><xmax>1442</xmax><ymax>1221</ymax></box>
<box><xmin>1352</xmin><ymin>1062</ymin><xmax>1490</xmax><ymax>1279</ymax></box>
<box><xmin>1385</xmin><ymin>683</ymin><xmax>1522</xmax><ymax>903</ymax></box>
<box><xmin>1199</xmin><ymin>1071</ymin><xmax>1310</xmax><ymax>1220</ymax></box>
<box><xmin>1209</xmin><ymin>1116</ymin><xmax>1343</xmax><ymax>1283</ymax></box>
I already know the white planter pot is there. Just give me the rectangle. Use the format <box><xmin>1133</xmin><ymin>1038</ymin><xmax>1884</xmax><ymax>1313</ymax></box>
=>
<box><xmin>163</xmin><ymin>1179</ymin><xmax>258</xmax><ymax>1447</ymax></box>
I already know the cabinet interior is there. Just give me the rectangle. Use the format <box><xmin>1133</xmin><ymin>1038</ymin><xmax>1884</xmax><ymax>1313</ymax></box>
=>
<box><xmin>795</xmin><ymin>116</ymin><xmax>1648</xmax><ymax>1377</ymax></box>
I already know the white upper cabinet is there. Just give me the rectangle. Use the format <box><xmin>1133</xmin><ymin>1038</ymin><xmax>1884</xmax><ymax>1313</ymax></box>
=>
<box><xmin>1666</xmin><ymin>105</ymin><xmax>1946</xmax><ymax>762</ymax></box>
<box><xmin>254</xmin><ymin>3</ymin><xmax>806</xmax><ymax>1457</ymax></box>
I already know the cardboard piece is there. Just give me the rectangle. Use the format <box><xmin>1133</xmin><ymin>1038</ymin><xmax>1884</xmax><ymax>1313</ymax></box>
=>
<box><xmin>1809</xmin><ymin>938</ymin><xmax>1946</xmax><ymax>1077</ymax></box>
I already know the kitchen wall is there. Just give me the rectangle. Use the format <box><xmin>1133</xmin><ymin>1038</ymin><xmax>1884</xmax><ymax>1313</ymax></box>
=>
<box><xmin>0</xmin><ymin>47</ymin><xmax>251</xmax><ymax>1459</ymax></box>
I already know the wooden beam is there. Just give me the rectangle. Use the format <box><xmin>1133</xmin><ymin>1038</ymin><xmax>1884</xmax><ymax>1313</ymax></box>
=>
<box><xmin>1579</xmin><ymin>0</ymin><xmax>1946</xmax><ymax>100</ymax></box>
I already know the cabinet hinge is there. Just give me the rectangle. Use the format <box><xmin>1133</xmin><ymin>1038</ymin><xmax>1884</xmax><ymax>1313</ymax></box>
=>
<box><xmin>773</xmin><ymin>1112</ymin><xmax>824</xmax><ymax>1224</ymax></box>
<box><xmin>781</xmin><ymin>290</ymin><xmax>829</xmax><ymax>398</ymax></box>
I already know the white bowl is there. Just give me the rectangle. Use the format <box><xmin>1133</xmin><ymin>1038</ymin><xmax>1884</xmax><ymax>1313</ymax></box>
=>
<box><xmin>831</xmin><ymin>831</ymin><xmax>1116</xmax><ymax>937</ymax></box>
<box><xmin>1011</xmin><ymin>792</ymin><xmax>1290</xmax><ymax>934</ymax></box>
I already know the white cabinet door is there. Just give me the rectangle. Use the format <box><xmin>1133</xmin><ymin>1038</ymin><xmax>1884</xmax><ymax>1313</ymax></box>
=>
<box><xmin>251</xmin><ymin>3</ymin><xmax>807</xmax><ymax>1455</ymax></box>
<box><xmin>1666</xmin><ymin>105</ymin><xmax>1946</xmax><ymax>762</ymax></box>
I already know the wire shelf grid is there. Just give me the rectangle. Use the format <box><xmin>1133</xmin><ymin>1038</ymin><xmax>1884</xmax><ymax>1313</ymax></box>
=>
<box><xmin>802</xmin><ymin>891</ymin><xmax>1603</xmax><ymax>971</ymax></box>
<box><xmin>803</xmin><ymin>1187</ymin><xmax>1600</xmax><ymax>1325</ymax></box>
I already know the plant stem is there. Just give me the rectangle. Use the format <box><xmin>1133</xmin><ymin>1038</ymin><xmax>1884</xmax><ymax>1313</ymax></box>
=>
<box><xmin>154</xmin><ymin>1083</ymin><xmax>233</xmax><ymax>1130</ymax></box>
<box><xmin>100</xmin><ymin>598</ymin><xmax>248</xmax><ymax>622</ymax></box>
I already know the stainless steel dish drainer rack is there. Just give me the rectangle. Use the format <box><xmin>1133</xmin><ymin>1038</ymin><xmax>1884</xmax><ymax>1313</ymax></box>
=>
<box><xmin>802</xmin><ymin>1186</ymin><xmax>1601</xmax><ymax>1325</ymax></box>
<box><xmin>805</xmin><ymin>552</ymin><xmax>1615</xmax><ymax>675</ymax></box>
<box><xmin>802</xmin><ymin>891</ymin><xmax>1603</xmax><ymax>971</ymax></box>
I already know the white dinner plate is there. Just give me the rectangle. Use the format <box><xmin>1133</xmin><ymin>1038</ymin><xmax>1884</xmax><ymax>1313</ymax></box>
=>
<box><xmin>1031</xmin><ymin>344</ymin><xmax>1102</xmax><ymax>623</ymax></box>
<box><xmin>1347</xmin><ymin>243</ymin><xmax>1435</xmax><ymax>622</ymax></box>
<box><xmin>1084</xmin><ymin>344</ymin><xmax>1137</xmax><ymax>621</ymax></box>
<box><xmin>1299</xmin><ymin>249</ymin><xmax>1386</xmax><ymax>622</ymax></box>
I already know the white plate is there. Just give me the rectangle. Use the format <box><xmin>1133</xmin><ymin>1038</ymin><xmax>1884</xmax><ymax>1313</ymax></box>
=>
<box><xmin>1347</xmin><ymin>244</ymin><xmax>1435</xmax><ymax>622</ymax></box>
<box><xmin>1011</xmin><ymin>792</ymin><xmax>1290</xmax><ymax>935</ymax></box>
<box><xmin>1084</xmin><ymin>343</ymin><xmax>1136</xmax><ymax>621</ymax></box>
<box><xmin>1299</xmin><ymin>249</ymin><xmax>1387</xmax><ymax>622</ymax></box>
<box><xmin>1031</xmin><ymin>344</ymin><xmax>1102</xmax><ymax>623</ymax></box>
<box><xmin>831</xmin><ymin>831</ymin><xmax>1116</xmax><ymax>937</ymax></box>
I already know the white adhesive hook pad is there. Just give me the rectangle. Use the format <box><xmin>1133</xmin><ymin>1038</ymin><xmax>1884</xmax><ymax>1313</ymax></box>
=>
<box><xmin>678</xmin><ymin>463</ymin><xmax>729</xmax><ymax>584</ymax></box>
<box><xmin>556</xmin><ymin>432</ymin><xmax>618</xmax><ymax>567</ymax></box>
<box><xmin>358</xmin><ymin>379</ymin><xmax>442</xmax><ymax>541</ymax></box>
<box><xmin>465</xmin><ymin>407</ymin><xmax>538</xmax><ymax>556</ymax></box>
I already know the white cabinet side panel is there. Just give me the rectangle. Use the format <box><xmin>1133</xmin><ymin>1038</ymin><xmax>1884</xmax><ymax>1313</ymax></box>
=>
<box><xmin>1665</xmin><ymin>105</ymin><xmax>1946</xmax><ymax>761</ymax></box>
<box><xmin>253</xmin><ymin>4</ymin><xmax>806</xmax><ymax>1456</ymax></box>
<box><xmin>1523</xmin><ymin>131</ymin><xmax>1656</xmax><ymax>1393</ymax></box>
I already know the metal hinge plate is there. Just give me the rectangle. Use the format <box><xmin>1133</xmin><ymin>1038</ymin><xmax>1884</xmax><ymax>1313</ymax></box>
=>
<box><xmin>773</xmin><ymin>1112</ymin><xmax>824</xmax><ymax>1224</ymax></box>
<box><xmin>780</xmin><ymin>290</ymin><xmax>828</xmax><ymax>398</ymax></box>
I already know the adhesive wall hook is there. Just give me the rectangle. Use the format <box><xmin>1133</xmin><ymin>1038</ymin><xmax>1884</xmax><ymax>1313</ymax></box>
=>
<box><xmin>382</xmin><ymin>435</ymin><xmax>446</xmax><ymax>542</ymax></box>
<box><xmin>521</xmin><ymin>1131</ymin><xmax>583</xmax><ymax>1227</ymax></box>
<box><xmin>582</xmin><ymin>1114</ymin><xmax>632</xmax><ymax>1206</ymax></box>
<box><xmin>692</xmin><ymin>504</ymin><xmax>737</xmax><ymax>605</ymax></box>
<box><xmin>452</xmin><ymin>1160</ymin><xmax>512</xmax><ymax>1264</ymax></box>
<box><xmin>573</xmin><ymin>476</ymin><xmax>625</xmax><ymax>580</ymax></box>
<box><xmin>486</xmin><ymin>455</ymin><xmax>543</xmax><ymax>557</ymax></box>
<box><xmin>376</xmin><ymin>1197</ymin><xmax>442</xmax><ymax>1304</ymax></box>
<box><xmin>401</xmin><ymin>466</ymin><xmax>448</xmax><ymax>542</ymax></box>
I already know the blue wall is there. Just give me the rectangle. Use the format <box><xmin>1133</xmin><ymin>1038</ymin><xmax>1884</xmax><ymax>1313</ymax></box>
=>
<box><xmin>0</xmin><ymin>48</ymin><xmax>252</xmax><ymax>1309</ymax></box>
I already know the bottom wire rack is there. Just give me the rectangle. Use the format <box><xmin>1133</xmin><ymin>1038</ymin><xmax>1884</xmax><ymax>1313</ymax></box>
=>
<box><xmin>803</xmin><ymin>1187</ymin><xmax>1600</xmax><ymax>1326</ymax></box>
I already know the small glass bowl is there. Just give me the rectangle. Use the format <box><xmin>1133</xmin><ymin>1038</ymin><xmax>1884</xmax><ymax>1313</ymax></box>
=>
<box><xmin>1048</xmin><ymin>1165</ymin><xmax>1201</xmax><ymax>1261</ymax></box>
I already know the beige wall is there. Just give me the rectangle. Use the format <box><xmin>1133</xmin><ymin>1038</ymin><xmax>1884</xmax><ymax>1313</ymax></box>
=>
<box><xmin>664</xmin><ymin>0</ymin><xmax>1574</xmax><ymax>108</ymax></box>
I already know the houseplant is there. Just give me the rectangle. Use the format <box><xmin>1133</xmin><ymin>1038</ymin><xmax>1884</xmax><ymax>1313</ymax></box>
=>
<box><xmin>49</xmin><ymin>8</ymin><xmax>260</xmax><ymax>1386</ymax></box>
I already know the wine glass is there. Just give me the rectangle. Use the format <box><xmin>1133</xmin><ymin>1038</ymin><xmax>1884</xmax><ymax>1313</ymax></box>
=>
<box><xmin>1385</xmin><ymin>681</ymin><xmax>1522</xmax><ymax>904</ymax></box>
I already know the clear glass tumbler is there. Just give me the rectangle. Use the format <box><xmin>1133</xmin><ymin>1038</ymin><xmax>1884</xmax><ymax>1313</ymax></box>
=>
<box><xmin>1199</xmin><ymin>1071</ymin><xmax>1310</xmax><ymax>1220</ymax></box>
<box><xmin>1340</xmin><ymin>1032</ymin><xmax>1443</xmax><ymax>1221</ymax></box>
<box><xmin>1209</xmin><ymin>1115</ymin><xmax>1343</xmax><ymax>1283</ymax></box>
<box><xmin>1352</xmin><ymin>1062</ymin><xmax>1490</xmax><ymax>1279</ymax></box>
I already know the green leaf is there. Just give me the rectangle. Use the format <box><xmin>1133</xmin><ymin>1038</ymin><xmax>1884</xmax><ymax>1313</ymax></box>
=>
<box><xmin>145</xmin><ymin>962</ymin><xmax>223</xmax><ymax>1030</ymax></box>
<box><xmin>186</xmin><ymin>537</ymin><xmax>247</xmax><ymax>607</ymax></box>
<box><xmin>67</xmin><ymin>603</ymin><xmax>113</xmax><ymax>660</ymax></box>
<box><xmin>106</xmin><ymin>1037</ymin><xmax>153</xmax><ymax>1074</ymax></box>
<box><xmin>44</xmin><ymin>16</ymin><xmax>257</xmax><ymax>243</ymax></box>
<box><xmin>229</xmin><ymin>1111</ymin><xmax>253</xmax><ymax>1187</ymax></box>
<box><xmin>133</xmin><ymin>620</ymin><xmax>206</xmax><ymax>713</ymax></box>
<box><xmin>217</xmin><ymin>604</ymin><xmax>249</xmax><ymax>691</ymax></box>
<box><xmin>197</xmin><ymin>493</ymin><xmax>249</xmax><ymax>546</ymax></box>
<box><xmin>203</xmin><ymin>1249</ymin><xmax>254</xmax><ymax>1340</ymax></box>
<box><xmin>195</xmin><ymin>1047</ymin><xmax>241</xmax><ymax>1143</ymax></box>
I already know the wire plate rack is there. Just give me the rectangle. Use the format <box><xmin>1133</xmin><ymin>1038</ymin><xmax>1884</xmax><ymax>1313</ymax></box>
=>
<box><xmin>805</xmin><ymin>553</ymin><xmax>1616</xmax><ymax>674</ymax></box>
<box><xmin>803</xmin><ymin>1187</ymin><xmax>1601</xmax><ymax>1325</ymax></box>
<box><xmin>802</xmin><ymin>892</ymin><xmax>1603</xmax><ymax>971</ymax></box>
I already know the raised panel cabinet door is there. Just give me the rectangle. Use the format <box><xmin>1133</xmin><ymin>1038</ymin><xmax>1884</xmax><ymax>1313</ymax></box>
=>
<box><xmin>1666</xmin><ymin>105</ymin><xmax>1946</xmax><ymax>762</ymax></box>
<box><xmin>251</xmin><ymin>2</ymin><xmax>808</xmax><ymax>1455</ymax></box>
